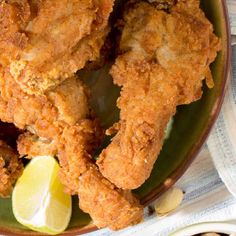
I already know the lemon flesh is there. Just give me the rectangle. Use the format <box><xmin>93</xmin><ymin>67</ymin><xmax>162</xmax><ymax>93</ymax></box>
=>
<box><xmin>12</xmin><ymin>156</ymin><xmax>72</xmax><ymax>235</ymax></box>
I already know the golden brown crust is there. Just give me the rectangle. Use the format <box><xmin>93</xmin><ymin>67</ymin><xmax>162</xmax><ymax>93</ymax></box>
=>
<box><xmin>98</xmin><ymin>62</ymin><xmax>178</xmax><ymax>189</ymax></box>
<box><xmin>56</xmin><ymin>121</ymin><xmax>143</xmax><ymax>229</ymax></box>
<box><xmin>0</xmin><ymin>0</ymin><xmax>221</xmax><ymax>230</ymax></box>
<box><xmin>0</xmin><ymin>140</ymin><xmax>23</xmax><ymax>198</ymax></box>
<box><xmin>57</xmin><ymin>120</ymin><xmax>103</xmax><ymax>195</ymax></box>
<box><xmin>0</xmin><ymin>0</ymin><xmax>114</xmax><ymax>94</ymax></box>
<box><xmin>78</xmin><ymin>165</ymin><xmax>143</xmax><ymax>230</ymax></box>
<box><xmin>0</xmin><ymin>0</ymin><xmax>144</xmax><ymax>230</ymax></box>
<box><xmin>147</xmin><ymin>0</ymin><xmax>177</xmax><ymax>10</ymax></box>
<box><xmin>0</xmin><ymin>70</ymin><xmax>92</xmax><ymax>192</ymax></box>
<box><xmin>17</xmin><ymin>132</ymin><xmax>58</xmax><ymax>157</ymax></box>
<box><xmin>0</xmin><ymin>71</ymin><xmax>88</xmax><ymax>137</ymax></box>
<box><xmin>0</xmin><ymin>73</ymin><xmax>95</xmax><ymax>194</ymax></box>
<box><xmin>0</xmin><ymin>0</ymin><xmax>30</xmax><ymax>67</ymax></box>
<box><xmin>0</xmin><ymin>71</ymin><xmax>143</xmax><ymax>229</ymax></box>
<box><xmin>97</xmin><ymin>1</ymin><xmax>221</xmax><ymax>189</ymax></box>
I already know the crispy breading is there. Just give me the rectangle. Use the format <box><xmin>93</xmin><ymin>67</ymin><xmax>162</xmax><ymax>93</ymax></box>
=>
<box><xmin>0</xmin><ymin>71</ymin><xmax>143</xmax><ymax>229</ymax></box>
<box><xmin>58</xmin><ymin>125</ymin><xmax>143</xmax><ymax>230</ymax></box>
<box><xmin>0</xmin><ymin>0</ymin><xmax>221</xmax><ymax>230</ymax></box>
<box><xmin>17</xmin><ymin>132</ymin><xmax>58</xmax><ymax>157</ymax></box>
<box><xmin>0</xmin><ymin>0</ymin><xmax>30</xmax><ymax>67</ymax></box>
<box><xmin>0</xmin><ymin>140</ymin><xmax>23</xmax><ymax>198</ymax></box>
<box><xmin>0</xmin><ymin>71</ymin><xmax>93</xmax><ymax>191</ymax></box>
<box><xmin>0</xmin><ymin>71</ymin><xmax>88</xmax><ymax>137</ymax></box>
<box><xmin>78</xmin><ymin>165</ymin><xmax>142</xmax><ymax>229</ymax></box>
<box><xmin>98</xmin><ymin>63</ymin><xmax>178</xmax><ymax>189</ymax></box>
<box><xmin>148</xmin><ymin>0</ymin><xmax>176</xmax><ymax>10</ymax></box>
<box><xmin>56</xmin><ymin>121</ymin><xmax>103</xmax><ymax>194</ymax></box>
<box><xmin>18</xmin><ymin>122</ymin><xmax>143</xmax><ymax>230</ymax></box>
<box><xmin>97</xmin><ymin>1</ymin><xmax>221</xmax><ymax>189</ymax></box>
<box><xmin>0</xmin><ymin>0</ymin><xmax>114</xmax><ymax>94</ymax></box>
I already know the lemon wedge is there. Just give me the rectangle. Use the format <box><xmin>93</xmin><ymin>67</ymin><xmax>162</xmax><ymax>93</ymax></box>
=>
<box><xmin>12</xmin><ymin>156</ymin><xmax>72</xmax><ymax>235</ymax></box>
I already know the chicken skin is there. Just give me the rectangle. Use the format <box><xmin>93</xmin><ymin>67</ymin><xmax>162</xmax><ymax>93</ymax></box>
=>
<box><xmin>0</xmin><ymin>140</ymin><xmax>23</xmax><ymax>198</ymax></box>
<box><xmin>0</xmin><ymin>0</ymin><xmax>143</xmax><ymax>229</ymax></box>
<box><xmin>0</xmin><ymin>68</ymin><xmax>142</xmax><ymax>229</ymax></box>
<box><xmin>97</xmin><ymin>0</ymin><xmax>221</xmax><ymax>189</ymax></box>
<box><xmin>0</xmin><ymin>0</ymin><xmax>114</xmax><ymax>94</ymax></box>
<box><xmin>0</xmin><ymin>0</ymin><xmax>222</xmax><ymax>231</ymax></box>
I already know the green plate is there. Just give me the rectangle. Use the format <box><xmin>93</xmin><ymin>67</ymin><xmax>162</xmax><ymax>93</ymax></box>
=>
<box><xmin>0</xmin><ymin>0</ymin><xmax>230</xmax><ymax>235</ymax></box>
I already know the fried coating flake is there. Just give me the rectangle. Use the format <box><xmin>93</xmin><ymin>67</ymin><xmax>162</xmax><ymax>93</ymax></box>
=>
<box><xmin>78</xmin><ymin>165</ymin><xmax>142</xmax><ymax>230</ymax></box>
<box><xmin>0</xmin><ymin>140</ymin><xmax>23</xmax><ymax>198</ymax></box>
<box><xmin>0</xmin><ymin>0</ymin><xmax>114</xmax><ymax>94</ymax></box>
<box><xmin>0</xmin><ymin>0</ymin><xmax>221</xmax><ymax>230</ymax></box>
<box><xmin>0</xmin><ymin>70</ymin><xmax>143</xmax><ymax>229</ymax></box>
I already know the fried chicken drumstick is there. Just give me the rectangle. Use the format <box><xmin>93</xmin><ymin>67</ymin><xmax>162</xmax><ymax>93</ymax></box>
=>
<box><xmin>0</xmin><ymin>68</ymin><xmax>142</xmax><ymax>229</ymax></box>
<box><xmin>0</xmin><ymin>0</ymin><xmax>114</xmax><ymax>94</ymax></box>
<box><xmin>0</xmin><ymin>140</ymin><xmax>23</xmax><ymax>198</ymax></box>
<box><xmin>97</xmin><ymin>0</ymin><xmax>221</xmax><ymax>189</ymax></box>
<box><xmin>0</xmin><ymin>0</ymin><xmax>222</xmax><ymax>231</ymax></box>
<box><xmin>0</xmin><ymin>0</ymin><xmax>143</xmax><ymax>230</ymax></box>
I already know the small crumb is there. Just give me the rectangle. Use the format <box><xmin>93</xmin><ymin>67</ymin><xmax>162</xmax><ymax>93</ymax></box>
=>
<box><xmin>147</xmin><ymin>206</ymin><xmax>155</xmax><ymax>216</ymax></box>
<box><xmin>164</xmin><ymin>178</ymin><xmax>173</xmax><ymax>186</ymax></box>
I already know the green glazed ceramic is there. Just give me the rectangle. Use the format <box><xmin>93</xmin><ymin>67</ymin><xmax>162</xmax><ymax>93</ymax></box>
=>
<box><xmin>0</xmin><ymin>0</ymin><xmax>230</xmax><ymax>235</ymax></box>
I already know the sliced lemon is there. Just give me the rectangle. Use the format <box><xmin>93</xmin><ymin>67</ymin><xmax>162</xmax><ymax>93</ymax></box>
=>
<box><xmin>12</xmin><ymin>156</ymin><xmax>72</xmax><ymax>235</ymax></box>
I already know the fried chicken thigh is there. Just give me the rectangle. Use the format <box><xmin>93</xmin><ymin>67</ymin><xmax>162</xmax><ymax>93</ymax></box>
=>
<box><xmin>0</xmin><ymin>69</ymin><xmax>142</xmax><ymax>229</ymax></box>
<box><xmin>0</xmin><ymin>140</ymin><xmax>23</xmax><ymax>198</ymax></box>
<box><xmin>97</xmin><ymin>0</ymin><xmax>221</xmax><ymax>189</ymax></box>
<box><xmin>0</xmin><ymin>0</ymin><xmax>114</xmax><ymax>94</ymax></box>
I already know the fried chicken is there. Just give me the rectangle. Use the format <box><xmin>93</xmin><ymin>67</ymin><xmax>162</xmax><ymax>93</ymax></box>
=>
<box><xmin>0</xmin><ymin>0</ymin><xmax>114</xmax><ymax>94</ymax></box>
<box><xmin>0</xmin><ymin>68</ymin><xmax>142</xmax><ymax>229</ymax></box>
<box><xmin>0</xmin><ymin>0</ymin><xmax>143</xmax><ymax>229</ymax></box>
<box><xmin>97</xmin><ymin>0</ymin><xmax>221</xmax><ymax>189</ymax></box>
<box><xmin>0</xmin><ymin>140</ymin><xmax>23</xmax><ymax>198</ymax></box>
<box><xmin>0</xmin><ymin>0</ymin><xmax>221</xmax><ymax>231</ymax></box>
<box><xmin>148</xmin><ymin>0</ymin><xmax>176</xmax><ymax>10</ymax></box>
<box><xmin>59</xmin><ymin>125</ymin><xmax>142</xmax><ymax>230</ymax></box>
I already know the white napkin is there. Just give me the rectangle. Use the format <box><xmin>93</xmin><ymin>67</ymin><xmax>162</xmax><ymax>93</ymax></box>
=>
<box><xmin>228</xmin><ymin>0</ymin><xmax>236</xmax><ymax>35</ymax></box>
<box><xmin>207</xmin><ymin>45</ymin><xmax>236</xmax><ymax>198</ymax></box>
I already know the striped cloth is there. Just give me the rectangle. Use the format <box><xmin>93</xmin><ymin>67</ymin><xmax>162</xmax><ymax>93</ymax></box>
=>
<box><xmin>228</xmin><ymin>0</ymin><xmax>236</xmax><ymax>35</ymax></box>
<box><xmin>207</xmin><ymin>0</ymin><xmax>236</xmax><ymax>199</ymax></box>
<box><xmin>207</xmin><ymin>47</ymin><xmax>236</xmax><ymax>196</ymax></box>
<box><xmin>86</xmin><ymin>2</ymin><xmax>236</xmax><ymax>236</ymax></box>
